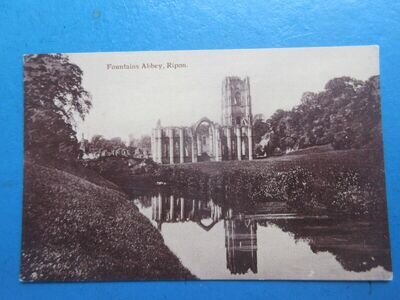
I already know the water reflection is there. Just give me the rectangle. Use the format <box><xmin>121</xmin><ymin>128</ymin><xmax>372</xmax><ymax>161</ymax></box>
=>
<box><xmin>134</xmin><ymin>192</ymin><xmax>392</xmax><ymax>280</ymax></box>
<box><xmin>150</xmin><ymin>193</ymin><xmax>258</xmax><ymax>275</ymax></box>
<box><xmin>151</xmin><ymin>195</ymin><xmax>224</xmax><ymax>231</ymax></box>
<box><xmin>225</xmin><ymin>218</ymin><xmax>257</xmax><ymax>275</ymax></box>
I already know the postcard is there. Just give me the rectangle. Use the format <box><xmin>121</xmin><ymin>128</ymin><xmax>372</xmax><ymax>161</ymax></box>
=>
<box><xmin>21</xmin><ymin>46</ymin><xmax>392</xmax><ymax>281</ymax></box>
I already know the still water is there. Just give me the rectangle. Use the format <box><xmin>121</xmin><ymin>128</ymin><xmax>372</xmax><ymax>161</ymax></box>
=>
<box><xmin>133</xmin><ymin>192</ymin><xmax>392</xmax><ymax>280</ymax></box>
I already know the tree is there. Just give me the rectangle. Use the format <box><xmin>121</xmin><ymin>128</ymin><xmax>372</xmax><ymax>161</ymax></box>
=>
<box><xmin>24</xmin><ymin>54</ymin><xmax>92</xmax><ymax>161</ymax></box>
<box><xmin>138</xmin><ymin>135</ymin><xmax>151</xmax><ymax>151</ymax></box>
<box><xmin>89</xmin><ymin>135</ymin><xmax>107</xmax><ymax>153</ymax></box>
<box><xmin>256</xmin><ymin>76</ymin><xmax>382</xmax><ymax>154</ymax></box>
<box><xmin>253</xmin><ymin>115</ymin><xmax>269</xmax><ymax>144</ymax></box>
<box><xmin>128</xmin><ymin>134</ymin><xmax>151</xmax><ymax>153</ymax></box>
<box><xmin>87</xmin><ymin>135</ymin><xmax>130</xmax><ymax>157</ymax></box>
<box><xmin>324</xmin><ymin>76</ymin><xmax>363</xmax><ymax>98</ymax></box>
<box><xmin>109</xmin><ymin>137</ymin><xmax>126</xmax><ymax>149</ymax></box>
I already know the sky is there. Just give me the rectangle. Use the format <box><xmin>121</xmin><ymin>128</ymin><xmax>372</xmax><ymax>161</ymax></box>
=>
<box><xmin>68</xmin><ymin>46</ymin><xmax>379</xmax><ymax>142</ymax></box>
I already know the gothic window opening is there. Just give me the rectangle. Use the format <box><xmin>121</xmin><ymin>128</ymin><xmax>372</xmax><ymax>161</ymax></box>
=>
<box><xmin>234</xmin><ymin>91</ymin><xmax>241</xmax><ymax>105</ymax></box>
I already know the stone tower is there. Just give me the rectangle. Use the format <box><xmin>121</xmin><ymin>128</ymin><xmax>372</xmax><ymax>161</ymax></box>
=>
<box><xmin>151</xmin><ymin>76</ymin><xmax>254</xmax><ymax>164</ymax></box>
<box><xmin>221</xmin><ymin>76</ymin><xmax>252</xmax><ymax>127</ymax></box>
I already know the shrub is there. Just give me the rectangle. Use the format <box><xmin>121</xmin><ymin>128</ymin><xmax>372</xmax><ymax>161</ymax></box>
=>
<box><xmin>328</xmin><ymin>170</ymin><xmax>379</xmax><ymax>215</ymax></box>
<box><xmin>279</xmin><ymin>167</ymin><xmax>317</xmax><ymax>211</ymax></box>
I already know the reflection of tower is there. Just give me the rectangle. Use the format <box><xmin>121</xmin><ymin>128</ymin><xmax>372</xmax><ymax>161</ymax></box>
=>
<box><xmin>221</xmin><ymin>77</ymin><xmax>252</xmax><ymax>127</ymax></box>
<box><xmin>224</xmin><ymin>217</ymin><xmax>258</xmax><ymax>275</ymax></box>
<box><xmin>148</xmin><ymin>193</ymin><xmax>258</xmax><ymax>275</ymax></box>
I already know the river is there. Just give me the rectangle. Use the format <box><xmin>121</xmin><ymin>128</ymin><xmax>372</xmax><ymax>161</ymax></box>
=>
<box><xmin>132</xmin><ymin>191</ymin><xmax>392</xmax><ymax>280</ymax></box>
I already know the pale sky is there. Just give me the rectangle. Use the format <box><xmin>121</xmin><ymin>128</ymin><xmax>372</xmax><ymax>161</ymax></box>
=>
<box><xmin>68</xmin><ymin>46</ymin><xmax>379</xmax><ymax>142</ymax></box>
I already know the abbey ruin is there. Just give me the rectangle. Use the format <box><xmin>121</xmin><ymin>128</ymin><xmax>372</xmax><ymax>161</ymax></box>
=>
<box><xmin>151</xmin><ymin>76</ymin><xmax>254</xmax><ymax>164</ymax></box>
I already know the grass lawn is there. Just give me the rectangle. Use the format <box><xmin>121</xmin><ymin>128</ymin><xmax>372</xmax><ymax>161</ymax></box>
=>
<box><xmin>21</xmin><ymin>161</ymin><xmax>195</xmax><ymax>281</ymax></box>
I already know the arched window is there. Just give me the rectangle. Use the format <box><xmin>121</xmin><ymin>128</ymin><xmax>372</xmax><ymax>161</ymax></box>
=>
<box><xmin>234</xmin><ymin>91</ymin><xmax>241</xmax><ymax>105</ymax></box>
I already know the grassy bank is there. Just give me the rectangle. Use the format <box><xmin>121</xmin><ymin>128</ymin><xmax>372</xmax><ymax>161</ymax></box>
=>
<box><xmin>21</xmin><ymin>161</ymin><xmax>196</xmax><ymax>281</ymax></box>
<box><xmin>153</xmin><ymin>146</ymin><xmax>387</xmax><ymax>215</ymax></box>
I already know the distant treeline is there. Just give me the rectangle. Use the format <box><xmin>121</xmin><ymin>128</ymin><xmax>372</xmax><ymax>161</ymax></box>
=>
<box><xmin>254</xmin><ymin>76</ymin><xmax>382</xmax><ymax>156</ymax></box>
<box><xmin>80</xmin><ymin>134</ymin><xmax>151</xmax><ymax>159</ymax></box>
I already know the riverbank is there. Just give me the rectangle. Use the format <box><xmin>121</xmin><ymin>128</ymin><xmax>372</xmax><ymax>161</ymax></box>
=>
<box><xmin>20</xmin><ymin>161</ymin><xmax>196</xmax><ymax>281</ymax></box>
<box><xmin>152</xmin><ymin>146</ymin><xmax>387</xmax><ymax>215</ymax></box>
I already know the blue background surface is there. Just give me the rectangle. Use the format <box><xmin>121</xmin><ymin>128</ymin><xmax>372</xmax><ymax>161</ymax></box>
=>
<box><xmin>0</xmin><ymin>1</ymin><xmax>399</xmax><ymax>299</ymax></box>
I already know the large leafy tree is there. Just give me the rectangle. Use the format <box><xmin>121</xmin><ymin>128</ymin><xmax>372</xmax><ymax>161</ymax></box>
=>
<box><xmin>256</xmin><ymin>76</ymin><xmax>382</xmax><ymax>155</ymax></box>
<box><xmin>24</xmin><ymin>54</ymin><xmax>92</xmax><ymax>161</ymax></box>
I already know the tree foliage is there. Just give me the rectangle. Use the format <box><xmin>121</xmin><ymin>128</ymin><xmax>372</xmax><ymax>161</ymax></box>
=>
<box><xmin>24</xmin><ymin>54</ymin><xmax>92</xmax><ymax>161</ymax></box>
<box><xmin>255</xmin><ymin>76</ymin><xmax>382</xmax><ymax>155</ymax></box>
<box><xmin>85</xmin><ymin>134</ymin><xmax>151</xmax><ymax>158</ymax></box>
<box><xmin>88</xmin><ymin>135</ymin><xmax>128</xmax><ymax>154</ymax></box>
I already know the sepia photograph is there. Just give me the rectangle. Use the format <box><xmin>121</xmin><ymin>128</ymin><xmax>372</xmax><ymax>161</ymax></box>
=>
<box><xmin>21</xmin><ymin>46</ymin><xmax>392</xmax><ymax>281</ymax></box>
